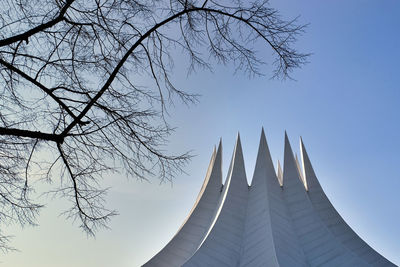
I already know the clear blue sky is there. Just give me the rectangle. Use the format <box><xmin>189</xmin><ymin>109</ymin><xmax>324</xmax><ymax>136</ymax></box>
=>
<box><xmin>2</xmin><ymin>0</ymin><xmax>400</xmax><ymax>266</ymax></box>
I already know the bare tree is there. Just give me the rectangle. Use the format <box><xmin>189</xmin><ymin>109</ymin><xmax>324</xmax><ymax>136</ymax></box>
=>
<box><xmin>0</xmin><ymin>0</ymin><xmax>308</xmax><ymax>250</ymax></box>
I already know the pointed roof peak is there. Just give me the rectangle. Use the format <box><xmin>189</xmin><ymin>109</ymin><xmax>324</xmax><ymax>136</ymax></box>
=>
<box><xmin>224</xmin><ymin>131</ymin><xmax>248</xmax><ymax>188</ymax></box>
<box><xmin>259</xmin><ymin>127</ymin><xmax>267</xmax><ymax>149</ymax></box>
<box><xmin>283</xmin><ymin>132</ymin><xmax>309</xmax><ymax>191</ymax></box>
<box><xmin>284</xmin><ymin>131</ymin><xmax>292</xmax><ymax>151</ymax></box>
<box><xmin>251</xmin><ymin>128</ymin><xmax>278</xmax><ymax>187</ymax></box>
<box><xmin>234</xmin><ymin>132</ymin><xmax>243</xmax><ymax>157</ymax></box>
<box><xmin>299</xmin><ymin>137</ymin><xmax>311</xmax><ymax>168</ymax></box>
<box><xmin>300</xmin><ymin>137</ymin><xmax>314</xmax><ymax>184</ymax></box>
<box><xmin>234</xmin><ymin>132</ymin><xmax>243</xmax><ymax>154</ymax></box>
<box><xmin>300</xmin><ymin>136</ymin><xmax>306</xmax><ymax>153</ymax></box>
<box><xmin>300</xmin><ymin>137</ymin><xmax>304</xmax><ymax>156</ymax></box>
<box><xmin>284</xmin><ymin>131</ymin><xmax>293</xmax><ymax>153</ymax></box>
<box><xmin>217</xmin><ymin>138</ymin><xmax>223</xmax><ymax>155</ymax></box>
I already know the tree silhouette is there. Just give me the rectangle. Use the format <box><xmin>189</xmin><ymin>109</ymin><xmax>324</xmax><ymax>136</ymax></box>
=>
<box><xmin>0</xmin><ymin>0</ymin><xmax>308</xmax><ymax>250</ymax></box>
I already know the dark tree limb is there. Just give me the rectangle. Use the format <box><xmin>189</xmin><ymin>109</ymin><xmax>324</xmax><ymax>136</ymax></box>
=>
<box><xmin>0</xmin><ymin>127</ymin><xmax>63</xmax><ymax>143</ymax></box>
<box><xmin>0</xmin><ymin>0</ymin><xmax>75</xmax><ymax>47</ymax></box>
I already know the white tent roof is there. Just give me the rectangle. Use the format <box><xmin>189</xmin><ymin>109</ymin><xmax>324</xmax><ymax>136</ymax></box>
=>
<box><xmin>144</xmin><ymin>130</ymin><xmax>396</xmax><ymax>267</ymax></box>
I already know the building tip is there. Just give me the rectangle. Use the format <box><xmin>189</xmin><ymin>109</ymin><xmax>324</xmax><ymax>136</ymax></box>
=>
<box><xmin>236</xmin><ymin>132</ymin><xmax>242</xmax><ymax>144</ymax></box>
<box><xmin>216</xmin><ymin>139</ymin><xmax>223</xmax><ymax>155</ymax></box>
<box><xmin>284</xmin><ymin>131</ymin><xmax>291</xmax><ymax>145</ymax></box>
<box><xmin>284</xmin><ymin>130</ymin><xmax>289</xmax><ymax>140</ymax></box>
<box><xmin>299</xmin><ymin>136</ymin><xmax>307</xmax><ymax>153</ymax></box>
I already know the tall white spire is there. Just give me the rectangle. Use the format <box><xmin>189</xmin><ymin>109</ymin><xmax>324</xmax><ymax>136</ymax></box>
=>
<box><xmin>143</xmin><ymin>141</ymin><xmax>223</xmax><ymax>267</ymax></box>
<box><xmin>184</xmin><ymin>133</ymin><xmax>249</xmax><ymax>266</ymax></box>
<box><xmin>240</xmin><ymin>129</ymin><xmax>279</xmax><ymax>267</ymax></box>
<box><xmin>283</xmin><ymin>133</ymin><xmax>367</xmax><ymax>266</ymax></box>
<box><xmin>300</xmin><ymin>138</ymin><xmax>394</xmax><ymax>266</ymax></box>
<box><xmin>240</xmin><ymin>129</ymin><xmax>308</xmax><ymax>267</ymax></box>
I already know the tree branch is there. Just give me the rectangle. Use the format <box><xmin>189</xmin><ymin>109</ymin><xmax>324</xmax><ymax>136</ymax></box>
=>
<box><xmin>0</xmin><ymin>58</ymin><xmax>87</xmax><ymax>124</ymax></box>
<box><xmin>0</xmin><ymin>127</ymin><xmax>63</xmax><ymax>143</ymax></box>
<box><xmin>61</xmin><ymin>5</ymin><xmax>299</xmax><ymax>136</ymax></box>
<box><xmin>0</xmin><ymin>0</ymin><xmax>75</xmax><ymax>47</ymax></box>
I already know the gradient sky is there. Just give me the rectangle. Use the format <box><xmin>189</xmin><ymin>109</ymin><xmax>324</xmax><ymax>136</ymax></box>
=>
<box><xmin>2</xmin><ymin>0</ymin><xmax>400</xmax><ymax>266</ymax></box>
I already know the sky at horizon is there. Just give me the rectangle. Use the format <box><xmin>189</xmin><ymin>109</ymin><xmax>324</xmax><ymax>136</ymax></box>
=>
<box><xmin>2</xmin><ymin>0</ymin><xmax>400</xmax><ymax>266</ymax></box>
